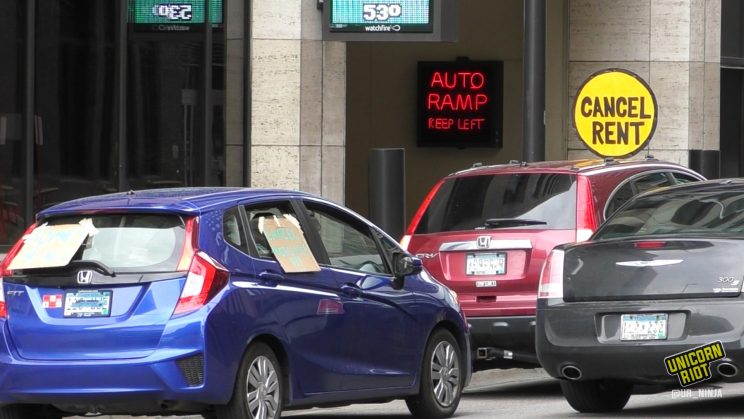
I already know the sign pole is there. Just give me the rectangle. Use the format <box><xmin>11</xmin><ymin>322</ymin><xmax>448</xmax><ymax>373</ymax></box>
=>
<box><xmin>522</xmin><ymin>0</ymin><xmax>545</xmax><ymax>162</ymax></box>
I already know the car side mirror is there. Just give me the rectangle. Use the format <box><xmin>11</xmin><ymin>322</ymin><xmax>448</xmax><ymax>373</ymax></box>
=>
<box><xmin>393</xmin><ymin>253</ymin><xmax>422</xmax><ymax>278</ymax></box>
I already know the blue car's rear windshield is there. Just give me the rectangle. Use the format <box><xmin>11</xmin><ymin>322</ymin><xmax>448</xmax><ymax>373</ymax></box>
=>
<box><xmin>44</xmin><ymin>214</ymin><xmax>187</xmax><ymax>273</ymax></box>
<box><xmin>415</xmin><ymin>173</ymin><xmax>577</xmax><ymax>234</ymax></box>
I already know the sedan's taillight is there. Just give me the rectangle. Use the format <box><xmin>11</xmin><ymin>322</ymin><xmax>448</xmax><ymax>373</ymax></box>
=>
<box><xmin>0</xmin><ymin>223</ymin><xmax>38</xmax><ymax>319</ymax></box>
<box><xmin>173</xmin><ymin>251</ymin><xmax>229</xmax><ymax>316</ymax></box>
<box><xmin>538</xmin><ymin>249</ymin><xmax>564</xmax><ymax>299</ymax></box>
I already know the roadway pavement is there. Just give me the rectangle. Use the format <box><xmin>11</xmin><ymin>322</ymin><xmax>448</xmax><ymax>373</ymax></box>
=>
<box><xmin>74</xmin><ymin>368</ymin><xmax>744</xmax><ymax>418</ymax></box>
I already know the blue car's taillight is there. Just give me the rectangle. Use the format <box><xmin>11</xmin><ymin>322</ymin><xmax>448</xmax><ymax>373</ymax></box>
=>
<box><xmin>0</xmin><ymin>223</ymin><xmax>38</xmax><ymax>319</ymax></box>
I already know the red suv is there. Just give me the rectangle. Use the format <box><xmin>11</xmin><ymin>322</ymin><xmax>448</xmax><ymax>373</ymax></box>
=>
<box><xmin>402</xmin><ymin>158</ymin><xmax>705</xmax><ymax>371</ymax></box>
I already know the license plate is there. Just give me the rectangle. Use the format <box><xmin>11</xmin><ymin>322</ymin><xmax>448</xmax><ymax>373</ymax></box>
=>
<box><xmin>466</xmin><ymin>253</ymin><xmax>506</xmax><ymax>276</ymax></box>
<box><xmin>64</xmin><ymin>290</ymin><xmax>113</xmax><ymax>318</ymax></box>
<box><xmin>621</xmin><ymin>313</ymin><xmax>667</xmax><ymax>340</ymax></box>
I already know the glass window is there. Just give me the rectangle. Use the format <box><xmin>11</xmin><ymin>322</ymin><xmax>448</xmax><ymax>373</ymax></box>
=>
<box><xmin>596</xmin><ymin>190</ymin><xmax>744</xmax><ymax>239</ymax></box>
<box><xmin>0</xmin><ymin>0</ymin><xmax>26</xmax><ymax>249</ymax></box>
<box><xmin>127</xmin><ymin>39</ymin><xmax>225</xmax><ymax>189</ymax></box>
<box><xmin>606</xmin><ymin>183</ymin><xmax>635</xmax><ymax>218</ymax></box>
<box><xmin>245</xmin><ymin>203</ymin><xmax>302</xmax><ymax>260</ymax></box>
<box><xmin>416</xmin><ymin>173</ymin><xmax>577</xmax><ymax>233</ymax></box>
<box><xmin>35</xmin><ymin>0</ymin><xmax>118</xmax><ymax>209</ymax></box>
<box><xmin>127</xmin><ymin>40</ymin><xmax>202</xmax><ymax>189</ymax></box>
<box><xmin>671</xmin><ymin>172</ymin><xmax>701</xmax><ymax>184</ymax></box>
<box><xmin>0</xmin><ymin>0</ymin><xmax>229</xmax><ymax>253</ymax></box>
<box><xmin>43</xmin><ymin>214</ymin><xmax>187</xmax><ymax>273</ymax></box>
<box><xmin>634</xmin><ymin>172</ymin><xmax>672</xmax><ymax>194</ymax></box>
<box><xmin>223</xmin><ymin>207</ymin><xmax>247</xmax><ymax>252</ymax></box>
<box><xmin>305</xmin><ymin>204</ymin><xmax>389</xmax><ymax>274</ymax></box>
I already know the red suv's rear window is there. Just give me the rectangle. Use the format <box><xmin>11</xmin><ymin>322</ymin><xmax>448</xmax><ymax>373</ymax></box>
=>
<box><xmin>414</xmin><ymin>173</ymin><xmax>578</xmax><ymax>233</ymax></box>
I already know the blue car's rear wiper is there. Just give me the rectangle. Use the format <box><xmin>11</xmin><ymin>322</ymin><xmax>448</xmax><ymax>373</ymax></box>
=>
<box><xmin>69</xmin><ymin>260</ymin><xmax>116</xmax><ymax>277</ymax></box>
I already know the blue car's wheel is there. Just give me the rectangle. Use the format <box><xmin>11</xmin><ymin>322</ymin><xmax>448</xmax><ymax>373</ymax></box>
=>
<box><xmin>217</xmin><ymin>342</ymin><xmax>283</xmax><ymax>419</ymax></box>
<box><xmin>406</xmin><ymin>329</ymin><xmax>463</xmax><ymax>418</ymax></box>
<box><xmin>0</xmin><ymin>405</ymin><xmax>61</xmax><ymax>419</ymax></box>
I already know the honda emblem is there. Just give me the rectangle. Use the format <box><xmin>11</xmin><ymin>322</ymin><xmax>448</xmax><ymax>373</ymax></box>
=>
<box><xmin>76</xmin><ymin>270</ymin><xmax>93</xmax><ymax>285</ymax></box>
<box><xmin>477</xmin><ymin>236</ymin><xmax>491</xmax><ymax>249</ymax></box>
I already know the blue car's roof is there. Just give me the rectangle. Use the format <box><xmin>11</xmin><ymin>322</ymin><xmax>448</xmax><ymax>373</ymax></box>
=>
<box><xmin>37</xmin><ymin>187</ymin><xmax>314</xmax><ymax>220</ymax></box>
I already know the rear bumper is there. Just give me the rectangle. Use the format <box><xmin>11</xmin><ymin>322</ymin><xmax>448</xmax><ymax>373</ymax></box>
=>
<box><xmin>0</xmin><ymin>317</ymin><xmax>232</xmax><ymax>409</ymax></box>
<box><xmin>536</xmin><ymin>298</ymin><xmax>744</xmax><ymax>385</ymax></box>
<box><xmin>0</xmin><ymin>356</ymin><xmax>211</xmax><ymax>407</ymax></box>
<box><xmin>469</xmin><ymin>315</ymin><xmax>536</xmax><ymax>352</ymax></box>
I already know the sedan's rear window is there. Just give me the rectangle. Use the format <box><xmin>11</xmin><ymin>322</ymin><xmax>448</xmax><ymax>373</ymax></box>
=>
<box><xmin>595</xmin><ymin>190</ymin><xmax>744</xmax><ymax>239</ymax></box>
<box><xmin>43</xmin><ymin>214</ymin><xmax>187</xmax><ymax>273</ymax></box>
<box><xmin>415</xmin><ymin>173</ymin><xmax>577</xmax><ymax>234</ymax></box>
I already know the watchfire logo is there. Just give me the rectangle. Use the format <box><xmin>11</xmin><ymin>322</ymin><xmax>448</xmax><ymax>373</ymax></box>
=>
<box><xmin>664</xmin><ymin>341</ymin><xmax>725</xmax><ymax>387</ymax></box>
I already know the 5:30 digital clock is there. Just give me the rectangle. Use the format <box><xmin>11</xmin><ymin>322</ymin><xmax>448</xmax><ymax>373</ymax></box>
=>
<box><xmin>151</xmin><ymin>4</ymin><xmax>194</xmax><ymax>21</ymax></box>
<box><xmin>329</xmin><ymin>0</ymin><xmax>433</xmax><ymax>33</ymax></box>
<box><xmin>128</xmin><ymin>0</ymin><xmax>223</xmax><ymax>32</ymax></box>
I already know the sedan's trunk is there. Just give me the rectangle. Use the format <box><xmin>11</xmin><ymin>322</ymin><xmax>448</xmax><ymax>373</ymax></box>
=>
<box><xmin>563</xmin><ymin>238</ymin><xmax>744</xmax><ymax>301</ymax></box>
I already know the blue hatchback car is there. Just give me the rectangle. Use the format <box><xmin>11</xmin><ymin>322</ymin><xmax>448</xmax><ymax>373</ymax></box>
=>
<box><xmin>0</xmin><ymin>188</ymin><xmax>470</xmax><ymax>419</ymax></box>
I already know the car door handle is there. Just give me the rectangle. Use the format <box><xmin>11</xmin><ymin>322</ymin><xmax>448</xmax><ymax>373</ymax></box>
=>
<box><xmin>258</xmin><ymin>271</ymin><xmax>284</xmax><ymax>283</ymax></box>
<box><xmin>340</xmin><ymin>283</ymin><xmax>363</xmax><ymax>298</ymax></box>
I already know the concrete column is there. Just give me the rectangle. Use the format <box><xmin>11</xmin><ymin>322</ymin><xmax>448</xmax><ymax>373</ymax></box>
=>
<box><xmin>566</xmin><ymin>0</ymin><xmax>720</xmax><ymax>166</ymax></box>
<box><xmin>249</xmin><ymin>0</ymin><xmax>346</xmax><ymax>204</ymax></box>
<box><xmin>224</xmin><ymin>0</ymin><xmax>245</xmax><ymax>186</ymax></box>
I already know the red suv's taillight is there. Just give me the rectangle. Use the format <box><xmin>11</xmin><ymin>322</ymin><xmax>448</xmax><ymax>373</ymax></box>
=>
<box><xmin>576</xmin><ymin>175</ymin><xmax>597</xmax><ymax>242</ymax></box>
<box><xmin>0</xmin><ymin>223</ymin><xmax>38</xmax><ymax>319</ymax></box>
<box><xmin>401</xmin><ymin>179</ymin><xmax>444</xmax><ymax>250</ymax></box>
<box><xmin>538</xmin><ymin>249</ymin><xmax>564</xmax><ymax>299</ymax></box>
<box><xmin>173</xmin><ymin>251</ymin><xmax>229</xmax><ymax>316</ymax></box>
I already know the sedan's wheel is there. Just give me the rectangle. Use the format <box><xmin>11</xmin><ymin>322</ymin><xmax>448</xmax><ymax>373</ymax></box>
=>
<box><xmin>406</xmin><ymin>329</ymin><xmax>463</xmax><ymax>418</ymax></box>
<box><xmin>216</xmin><ymin>342</ymin><xmax>283</xmax><ymax>419</ymax></box>
<box><xmin>560</xmin><ymin>380</ymin><xmax>631</xmax><ymax>413</ymax></box>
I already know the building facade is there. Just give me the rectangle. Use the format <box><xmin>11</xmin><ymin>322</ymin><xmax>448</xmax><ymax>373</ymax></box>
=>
<box><xmin>0</xmin><ymin>0</ymin><xmax>733</xmax><ymax>251</ymax></box>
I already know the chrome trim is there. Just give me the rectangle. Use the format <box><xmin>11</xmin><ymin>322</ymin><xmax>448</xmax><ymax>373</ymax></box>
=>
<box><xmin>439</xmin><ymin>239</ymin><xmax>532</xmax><ymax>252</ymax></box>
<box><xmin>233</xmin><ymin>282</ymin><xmax>338</xmax><ymax>297</ymax></box>
<box><xmin>616</xmin><ymin>259</ymin><xmax>683</xmax><ymax>267</ymax></box>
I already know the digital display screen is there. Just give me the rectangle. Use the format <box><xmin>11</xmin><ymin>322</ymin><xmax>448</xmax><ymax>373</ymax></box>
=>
<box><xmin>128</xmin><ymin>0</ymin><xmax>223</xmax><ymax>32</ymax></box>
<box><xmin>330</xmin><ymin>0</ymin><xmax>433</xmax><ymax>33</ymax></box>
<box><xmin>417</xmin><ymin>60</ymin><xmax>503</xmax><ymax>148</ymax></box>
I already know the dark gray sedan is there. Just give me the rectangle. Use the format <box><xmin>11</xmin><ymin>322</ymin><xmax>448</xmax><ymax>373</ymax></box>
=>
<box><xmin>536</xmin><ymin>179</ymin><xmax>744</xmax><ymax>413</ymax></box>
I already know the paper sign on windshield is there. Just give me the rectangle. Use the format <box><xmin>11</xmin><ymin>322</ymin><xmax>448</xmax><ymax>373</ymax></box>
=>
<box><xmin>263</xmin><ymin>218</ymin><xmax>321</xmax><ymax>273</ymax></box>
<box><xmin>8</xmin><ymin>223</ymin><xmax>89</xmax><ymax>270</ymax></box>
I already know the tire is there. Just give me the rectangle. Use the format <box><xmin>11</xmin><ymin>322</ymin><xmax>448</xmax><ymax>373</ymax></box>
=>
<box><xmin>560</xmin><ymin>380</ymin><xmax>632</xmax><ymax>413</ymax></box>
<box><xmin>0</xmin><ymin>405</ymin><xmax>62</xmax><ymax>419</ymax></box>
<box><xmin>406</xmin><ymin>329</ymin><xmax>463</xmax><ymax>418</ymax></box>
<box><xmin>215</xmin><ymin>342</ymin><xmax>283</xmax><ymax>419</ymax></box>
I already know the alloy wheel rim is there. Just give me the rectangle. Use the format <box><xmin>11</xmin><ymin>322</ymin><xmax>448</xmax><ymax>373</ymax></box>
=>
<box><xmin>430</xmin><ymin>341</ymin><xmax>460</xmax><ymax>407</ymax></box>
<box><xmin>246</xmin><ymin>355</ymin><xmax>280</xmax><ymax>419</ymax></box>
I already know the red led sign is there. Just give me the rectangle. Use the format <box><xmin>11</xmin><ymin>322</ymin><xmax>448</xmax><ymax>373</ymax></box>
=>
<box><xmin>417</xmin><ymin>60</ymin><xmax>503</xmax><ymax>148</ymax></box>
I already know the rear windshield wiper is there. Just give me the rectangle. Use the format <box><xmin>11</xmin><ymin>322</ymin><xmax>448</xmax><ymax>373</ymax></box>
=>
<box><xmin>69</xmin><ymin>260</ymin><xmax>116</xmax><ymax>277</ymax></box>
<box><xmin>481</xmin><ymin>218</ymin><xmax>547</xmax><ymax>228</ymax></box>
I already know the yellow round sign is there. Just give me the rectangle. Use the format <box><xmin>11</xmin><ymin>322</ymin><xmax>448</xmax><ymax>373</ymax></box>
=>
<box><xmin>573</xmin><ymin>69</ymin><xmax>657</xmax><ymax>158</ymax></box>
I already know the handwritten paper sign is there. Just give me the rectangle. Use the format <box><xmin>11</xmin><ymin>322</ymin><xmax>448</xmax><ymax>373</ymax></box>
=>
<box><xmin>8</xmin><ymin>223</ymin><xmax>89</xmax><ymax>270</ymax></box>
<box><xmin>263</xmin><ymin>217</ymin><xmax>320</xmax><ymax>273</ymax></box>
